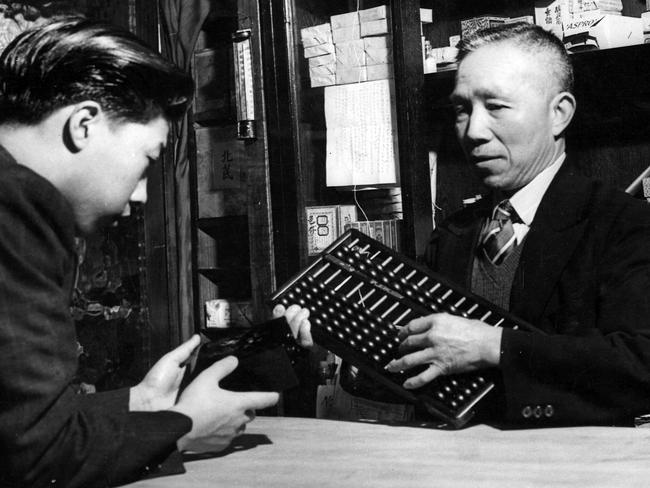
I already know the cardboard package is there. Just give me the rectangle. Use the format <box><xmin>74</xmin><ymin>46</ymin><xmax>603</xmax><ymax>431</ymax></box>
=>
<box><xmin>335</xmin><ymin>40</ymin><xmax>366</xmax><ymax>66</ymax></box>
<box><xmin>564</xmin><ymin>13</ymin><xmax>642</xmax><ymax>50</ymax></box>
<box><xmin>300</xmin><ymin>23</ymin><xmax>332</xmax><ymax>48</ymax></box>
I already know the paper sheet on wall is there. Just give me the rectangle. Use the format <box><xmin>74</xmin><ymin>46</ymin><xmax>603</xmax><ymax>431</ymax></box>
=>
<box><xmin>325</xmin><ymin>79</ymin><xmax>399</xmax><ymax>187</ymax></box>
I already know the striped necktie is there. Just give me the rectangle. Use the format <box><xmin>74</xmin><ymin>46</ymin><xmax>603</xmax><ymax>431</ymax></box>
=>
<box><xmin>480</xmin><ymin>200</ymin><xmax>520</xmax><ymax>265</ymax></box>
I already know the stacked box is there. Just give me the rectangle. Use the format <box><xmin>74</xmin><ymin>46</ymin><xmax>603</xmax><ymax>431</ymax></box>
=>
<box><xmin>363</xmin><ymin>35</ymin><xmax>393</xmax><ymax>81</ymax></box>
<box><xmin>344</xmin><ymin>219</ymin><xmax>401</xmax><ymax>252</ymax></box>
<box><xmin>535</xmin><ymin>0</ymin><xmax>628</xmax><ymax>43</ymax></box>
<box><xmin>306</xmin><ymin>205</ymin><xmax>358</xmax><ymax>255</ymax></box>
<box><xmin>360</xmin><ymin>5</ymin><xmax>391</xmax><ymax>37</ymax></box>
<box><xmin>302</xmin><ymin>5</ymin><xmax>393</xmax><ymax>87</ymax></box>
<box><xmin>301</xmin><ymin>23</ymin><xmax>333</xmax><ymax>47</ymax></box>
<box><xmin>331</xmin><ymin>11</ymin><xmax>361</xmax><ymax>44</ymax></box>
<box><xmin>563</xmin><ymin>12</ymin><xmax>642</xmax><ymax>50</ymax></box>
<box><xmin>504</xmin><ymin>15</ymin><xmax>534</xmax><ymax>25</ymax></box>
<box><xmin>360</xmin><ymin>6</ymin><xmax>393</xmax><ymax>82</ymax></box>
<box><xmin>335</xmin><ymin>39</ymin><xmax>367</xmax><ymax>84</ymax></box>
<box><xmin>428</xmin><ymin>46</ymin><xmax>458</xmax><ymax>71</ymax></box>
<box><xmin>460</xmin><ymin>15</ymin><xmax>509</xmax><ymax>38</ymax></box>
<box><xmin>301</xmin><ymin>23</ymin><xmax>336</xmax><ymax>87</ymax></box>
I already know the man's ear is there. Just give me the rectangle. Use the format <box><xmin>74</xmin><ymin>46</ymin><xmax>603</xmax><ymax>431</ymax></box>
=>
<box><xmin>64</xmin><ymin>101</ymin><xmax>103</xmax><ymax>153</ymax></box>
<box><xmin>550</xmin><ymin>91</ymin><xmax>576</xmax><ymax>137</ymax></box>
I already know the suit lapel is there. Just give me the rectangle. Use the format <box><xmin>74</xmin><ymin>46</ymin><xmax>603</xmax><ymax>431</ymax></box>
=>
<box><xmin>509</xmin><ymin>164</ymin><xmax>592</xmax><ymax>324</ymax></box>
<box><xmin>437</xmin><ymin>197</ymin><xmax>491</xmax><ymax>287</ymax></box>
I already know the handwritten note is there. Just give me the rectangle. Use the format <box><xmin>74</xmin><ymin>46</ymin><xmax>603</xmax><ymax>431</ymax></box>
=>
<box><xmin>325</xmin><ymin>79</ymin><xmax>399</xmax><ymax>187</ymax></box>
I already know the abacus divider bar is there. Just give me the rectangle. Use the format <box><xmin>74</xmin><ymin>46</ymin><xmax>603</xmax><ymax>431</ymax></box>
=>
<box><xmin>269</xmin><ymin>256</ymin><xmax>328</xmax><ymax>299</ymax></box>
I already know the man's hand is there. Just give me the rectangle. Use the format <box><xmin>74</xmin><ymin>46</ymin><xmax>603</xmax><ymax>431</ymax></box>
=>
<box><xmin>385</xmin><ymin>313</ymin><xmax>502</xmax><ymax>389</ymax></box>
<box><xmin>170</xmin><ymin>356</ymin><xmax>279</xmax><ymax>453</ymax></box>
<box><xmin>273</xmin><ymin>304</ymin><xmax>313</xmax><ymax>348</ymax></box>
<box><xmin>129</xmin><ymin>334</ymin><xmax>201</xmax><ymax>412</ymax></box>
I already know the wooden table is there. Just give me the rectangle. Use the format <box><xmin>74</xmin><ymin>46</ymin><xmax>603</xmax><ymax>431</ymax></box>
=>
<box><xmin>126</xmin><ymin>416</ymin><xmax>650</xmax><ymax>487</ymax></box>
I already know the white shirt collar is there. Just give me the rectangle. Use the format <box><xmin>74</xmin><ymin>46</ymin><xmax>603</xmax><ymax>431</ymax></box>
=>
<box><xmin>509</xmin><ymin>153</ymin><xmax>566</xmax><ymax>226</ymax></box>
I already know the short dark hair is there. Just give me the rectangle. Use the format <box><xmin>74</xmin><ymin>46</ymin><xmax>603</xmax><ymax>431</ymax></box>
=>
<box><xmin>0</xmin><ymin>17</ymin><xmax>193</xmax><ymax>125</ymax></box>
<box><xmin>456</xmin><ymin>22</ymin><xmax>574</xmax><ymax>94</ymax></box>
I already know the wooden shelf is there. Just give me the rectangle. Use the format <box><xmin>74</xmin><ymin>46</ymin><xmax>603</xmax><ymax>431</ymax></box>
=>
<box><xmin>198</xmin><ymin>267</ymin><xmax>252</xmax><ymax>299</ymax></box>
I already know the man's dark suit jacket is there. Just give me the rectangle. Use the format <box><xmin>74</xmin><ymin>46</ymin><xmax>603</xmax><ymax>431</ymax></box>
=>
<box><xmin>0</xmin><ymin>145</ymin><xmax>191</xmax><ymax>487</ymax></box>
<box><xmin>426</xmin><ymin>161</ymin><xmax>650</xmax><ymax>426</ymax></box>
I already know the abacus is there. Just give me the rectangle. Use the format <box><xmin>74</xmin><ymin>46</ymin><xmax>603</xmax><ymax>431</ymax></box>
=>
<box><xmin>271</xmin><ymin>229</ymin><xmax>537</xmax><ymax>428</ymax></box>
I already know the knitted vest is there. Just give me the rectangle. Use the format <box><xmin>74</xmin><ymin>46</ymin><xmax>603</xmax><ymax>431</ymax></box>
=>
<box><xmin>471</xmin><ymin>241</ymin><xmax>525</xmax><ymax>311</ymax></box>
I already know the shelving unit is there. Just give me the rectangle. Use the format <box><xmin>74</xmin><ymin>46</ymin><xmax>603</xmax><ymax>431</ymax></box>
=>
<box><xmin>189</xmin><ymin>0</ymin><xmax>275</xmax><ymax>329</ymax></box>
<box><xmin>263</xmin><ymin>0</ymin><xmax>650</xmax><ymax>285</ymax></box>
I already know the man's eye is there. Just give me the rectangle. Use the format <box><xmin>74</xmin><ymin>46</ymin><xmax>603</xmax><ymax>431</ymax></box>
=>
<box><xmin>454</xmin><ymin>105</ymin><xmax>469</xmax><ymax>118</ymax></box>
<box><xmin>486</xmin><ymin>103</ymin><xmax>506</xmax><ymax>112</ymax></box>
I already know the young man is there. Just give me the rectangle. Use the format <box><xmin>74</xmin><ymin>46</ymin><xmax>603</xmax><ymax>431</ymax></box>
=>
<box><xmin>0</xmin><ymin>18</ymin><xmax>278</xmax><ymax>487</ymax></box>
<box><xmin>278</xmin><ymin>22</ymin><xmax>650</xmax><ymax>426</ymax></box>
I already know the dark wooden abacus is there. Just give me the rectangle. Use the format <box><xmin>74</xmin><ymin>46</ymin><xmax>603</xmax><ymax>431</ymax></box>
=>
<box><xmin>271</xmin><ymin>229</ymin><xmax>538</xmax><ymax>428</ymax></box>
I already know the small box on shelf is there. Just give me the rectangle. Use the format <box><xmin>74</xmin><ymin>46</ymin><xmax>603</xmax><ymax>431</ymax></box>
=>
<box><xmin>344</xmin><ymin>219</ymin><xmax>401</xmax><ymax>252</ymax></box>
<box><xmin>306</xmin><ymin>205</ymin><xmax>358</xmax><ymax>255</ymax></box>
<box><xmin>460</xmin><ymin>15</ymin><xmax>509</xmax><ymax>38</ymax></box>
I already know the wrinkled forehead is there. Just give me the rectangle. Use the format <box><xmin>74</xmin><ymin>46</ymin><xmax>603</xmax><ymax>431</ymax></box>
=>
<box><xmin>456</xmin><ymin>41</ymin><xmax>559</xmax><ymax>97</ymax></box>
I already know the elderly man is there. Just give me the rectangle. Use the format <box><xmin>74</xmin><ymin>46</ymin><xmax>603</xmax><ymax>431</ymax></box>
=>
<box><xmin>278</xmin><ymin>22</ymin><xmax>650</xmax><ymax>427</ymax></box>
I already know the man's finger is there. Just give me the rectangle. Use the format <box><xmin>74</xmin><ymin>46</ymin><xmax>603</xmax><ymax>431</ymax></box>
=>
<box><xmin>284</xmin><ymin>304</ymin><xmax>305</xmax><ymax>325</ymax></box>
<box><xmin>198</xmin><ymin>355</ymin><xmax>239</xmax><ymax>382</ymax></box>
<box><xmin>403</xmin><ymin>363</ymin><xmax>444</xmax><ymax>389</ymax></box>
<box><xmin>165</xmin><ymin>334</ymin><xmax>201</xmax><ymax>364</ymax></box>
<box><xmin>236</xmin><ymin>391</ymin><xmax>280</xmax><ymax>411</ymax></box>
<box><xmin>398</xmin><ymin>331</ymin><xmax>430</xmax><ymax>353</ymax></box>
<box><xmin>298</xmin><ymin>319</ymin><xmax>313</xmax><ymax>347</ymax></box>
<box><xmin>398</xmin><ymin>315</ymin><xmax>436</xmax><ymax>339</ymax></box>
<box><xmin>385</xmin><ymin>347</ymin><xmax>434</xmax><ymax>373</ymax></box>
<box><xmin>272</xmin><ymin>304</ymin><xmax>286</xmax><ymax>318</ymax></box>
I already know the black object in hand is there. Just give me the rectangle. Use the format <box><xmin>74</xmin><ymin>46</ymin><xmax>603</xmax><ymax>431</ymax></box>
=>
<box><xmin>184</xmin><ymin>318</ymin><xmax>300</xmax><ymax>392</ymax></box>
